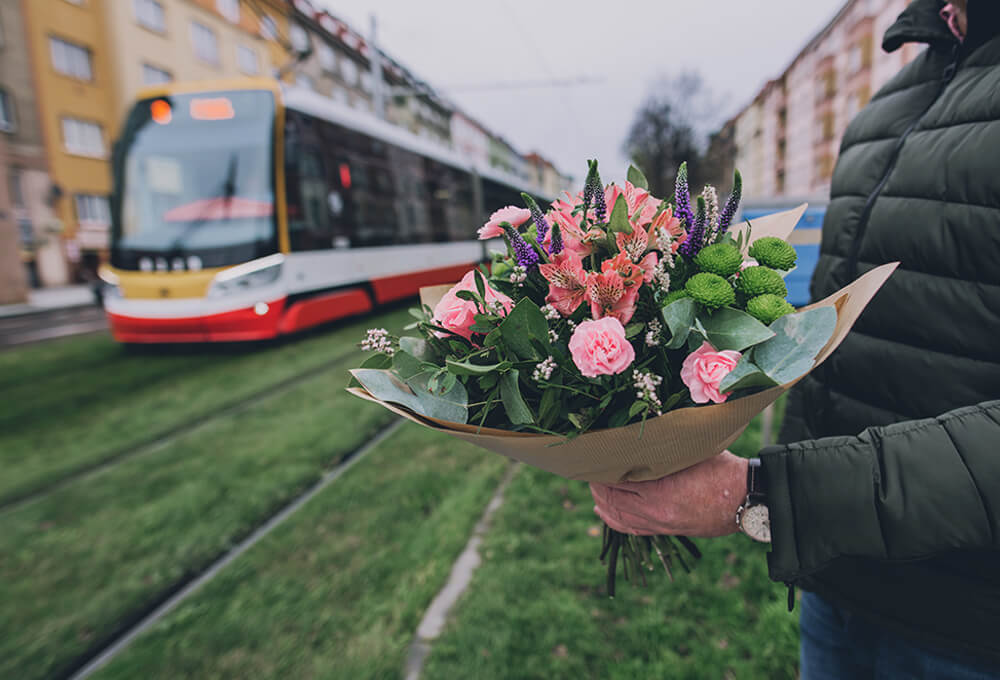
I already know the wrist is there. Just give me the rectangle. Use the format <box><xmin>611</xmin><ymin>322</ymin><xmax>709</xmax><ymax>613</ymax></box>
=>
<box><xmin>737</xmin><ymin>458</ymin><xmax>771</xmax><ymax>542</ymax></box>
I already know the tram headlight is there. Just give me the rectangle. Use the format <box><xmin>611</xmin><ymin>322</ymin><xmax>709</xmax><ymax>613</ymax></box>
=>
<box><xmin>207</xmin><ymin>254</ymin><xmax>284</xmax><ymax>299</ymax></box>
<box><xmin>98</xmin><ymin>267</ymin><xmax>123</xmax><ymax>300</ymax></box>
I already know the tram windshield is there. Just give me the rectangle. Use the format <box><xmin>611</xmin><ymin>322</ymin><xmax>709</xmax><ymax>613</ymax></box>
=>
<box><xmin>111</xmin><ymin>90</ymin><xmax>278</xmax><ymax>271</ymax></box>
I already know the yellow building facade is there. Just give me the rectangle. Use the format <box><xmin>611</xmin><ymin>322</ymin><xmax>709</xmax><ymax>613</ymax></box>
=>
<box><xmin>21</xmin><ymin>0</ymin><xmax>291</xmax><ymax>283</ymax></box>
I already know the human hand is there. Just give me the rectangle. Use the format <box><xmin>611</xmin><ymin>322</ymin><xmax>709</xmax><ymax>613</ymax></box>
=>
<box><xmin>590</xmin><ymin>451</ymin><xmax>748</xmax><ymax>537</ymax></box>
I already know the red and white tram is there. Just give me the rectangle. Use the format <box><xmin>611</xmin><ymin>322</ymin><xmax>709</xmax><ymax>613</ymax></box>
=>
<box><xmin>101</xmin><ymin>79</ymin><xmax>545</xmax><ymax>343</ymax></box>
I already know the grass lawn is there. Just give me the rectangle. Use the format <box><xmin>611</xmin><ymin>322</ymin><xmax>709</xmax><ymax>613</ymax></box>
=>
<box><xmin>0</xmin><ymin>307</ymin><xmax>410</xmax><ymax>504</ymax></box>
<box><xmin>0</xmin><ymin>371</ymin><xmax>399</xmax><ymax>680</ymax></box>
<box><xmin>90</xmin><ymin>425</ymin><xmax>510</xmax><ymax>680</ymax></box>
<box><xmin>423</xmin><ymin>404</ymin><xmax>799</xmax><ymax>680</ymax></box>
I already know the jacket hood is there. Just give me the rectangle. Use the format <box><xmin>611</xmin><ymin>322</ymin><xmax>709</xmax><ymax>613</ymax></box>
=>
<box><xmin>883</xmin><ymin>0</ymin><xmax>1000</xmax><ymax>53</ymax></box>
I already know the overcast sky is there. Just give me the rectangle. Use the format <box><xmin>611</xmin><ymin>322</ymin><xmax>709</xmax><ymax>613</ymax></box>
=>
<box><xmin>319</xmin><ymin>0</ymin><xmax>850</xmax><ymax>185</ymax></box>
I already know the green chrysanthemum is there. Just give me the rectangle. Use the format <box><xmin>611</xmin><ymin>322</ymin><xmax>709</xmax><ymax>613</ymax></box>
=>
<box><xmin>693</xmin><ymin>243</ymin><xmax>743</xmax><ymax>277</ymax></box>
<box><xmin>736</xmin><ymin>266</ymin><xmax>787</xmax><ymax>298</ymax></box>
<box><xmin>661</xmin><ymin>289</ymin><xmax>690</xmax><ymax>306</ymax></box>
<box><xmin>748</xmin><ymin>237</ymin><xmax>797</xmax><ymax>271</ymax></box>
<box><xmin>746</xmin><ymin>294</ymin><xmax>795</xmax><ymax>325</ymax></box>
<box><xmin>685</xmin><ymin>272</ymin><xmax>736</xmax><ymax>310</ymax></box>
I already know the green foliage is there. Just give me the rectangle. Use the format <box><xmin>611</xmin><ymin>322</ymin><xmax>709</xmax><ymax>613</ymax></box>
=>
<box><xmin>351</xmin><ymin>368</ymin><xmax>469</xmax><ymax>423</ymax></box>
<box><xmin>735</xmin><ymin>265</ymin><xmax>788</xmax><ymax>298</ymax></box>
<box><xmin>749</xmin><ymin>236</ymin><xmax>798</xmax><ymax>271</ymax></box>
<box><xmin>694</xmin><ymin>242</ymin><xmax>743</xmax><ymax>277</ymax></box>
<box><xmin>498</xmin><ymin>298</ymin><xmax>549</xmax><ymax>360</ymax></box>
<box><xmin>685</xmin><ymin>272</ymin><xmax>736</xmax><ymax>310</ymax></box>
<box><xmin>626</xmin><ymin>164</ymin><xmax>649</xmax><ymax>190</ymax></box>
<box><xmin>753</xmin><ymin>307</ymin><xmax>837</xmax><ymax>384</ymax></box>
<box><xmin>607</xmin><ymin>194</ymin><xmax>633</xmax><ymax>234</ymax></box>
<box><xmin>661</xmin><ymin>297</ymin><xmax>697</xmax><ymax>349</ymax></box>
<box><xmin>746</xmin><ymin>294</ymin><xmax>796</xmax><ymax>325</ymax></box>
<box><xmin>696</xmin><ymin>308</ymin><xmax>775</xmax><ymax>352</ymax></box>
<box><xmin>499</xmin><ymin>370</ymin><xmax>534</xmax><ymax>425</ymax></box>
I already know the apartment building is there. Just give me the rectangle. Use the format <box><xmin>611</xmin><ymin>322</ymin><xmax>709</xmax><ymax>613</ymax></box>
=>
<box><xmin>734</xmin><ymin>0</ymin><xmax>921</xmax><ymax>201</ymax></box>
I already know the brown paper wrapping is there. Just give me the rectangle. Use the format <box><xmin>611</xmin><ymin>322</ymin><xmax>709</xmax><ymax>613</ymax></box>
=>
<box><xmin>349</xmin><ymin>206</ymin><xmax>898</xmax><ymax>483</ymax></box>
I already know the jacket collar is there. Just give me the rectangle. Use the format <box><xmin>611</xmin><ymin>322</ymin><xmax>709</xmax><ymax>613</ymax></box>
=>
<box><xmin>883</xmin><ymin>0</ymin><xmax>1000</xmax><ymax>54</ymax></box>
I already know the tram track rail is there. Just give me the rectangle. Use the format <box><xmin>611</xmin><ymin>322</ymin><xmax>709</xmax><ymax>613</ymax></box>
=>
<box><xmin>0</xmin><ymin>344</ymin><xmax>365</xmax><ymax>514</ymax></box>
<box><xmin>57</xmin><ymin>418</ymin><xmax>405</xmax><ymax>680</ymax></box>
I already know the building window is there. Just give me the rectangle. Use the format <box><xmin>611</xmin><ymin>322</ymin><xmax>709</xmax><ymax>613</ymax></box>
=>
<box><xmin>61</xmin><ymin>117</ymin><xmax>105</xmax><ymax>157</ymax></box>
<box><xmin>216</xmin><ymin>0</ymin><xmax>239</xmax><ymax>23</ymax></box>
<box><xmin>49</xmin><ymin>37</ymin><xmax>93</xmax><ymax>81</ymax></box>
<box><xmin>290</xmin><ymin>23</ymin><xmax>309</xmax><ymax>53</ymax></box>
<box><xmin>360</xmin><ymin>71</ymin><xmax>373</xmax><ymax>94</ymax></box>
<box><xmin>318</xmin><ymin>43</ymin><xmax>336</xmax><ymax>72</ymax></box>
<box><xmin>134</xmin><ymin>0</ymin><xmax>166</xmax><ymax>33</ymax></box>
<box><xmin>0</xmin><ymin>90</ymin><xmax>14</xmax><ymax>132</ymax></box>
<box><xmin>341</xmin><ymin>58</ymin><xmax>358</xmax><ymax>85</ymax></box>
<box><xmin>237</xmin><ymin>45</ymin><xmax>259</xmax><ymax>75</ymax></box>
<box><xmin>75</xmin><ymin>194</ymin><xmax>111</xmax><ymax>225</ymax></box>
<box><xmin>191</xmin><ymin>21</ymin><xmax>219</xmax><ymax>65</ymax></box>
<box><xmin>296</xmin><ymin>74</ymin><xmax>315</xmax><ymax>91</ymax></box>
<box><xmin>260</xmin><ymin>15</ymin><xmax>278</xmax><ymax>40</ymax></box>
<box><xmin>142</xmin><ymin>63</ymin><xmax>172</xmax><ymax>85</ymax></box>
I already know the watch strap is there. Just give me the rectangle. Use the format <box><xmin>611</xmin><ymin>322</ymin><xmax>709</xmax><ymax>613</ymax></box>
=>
<box><xmin>746</xmin><ymin>457</ymin><xmax>765</xmax><ymax>504</ymax></box>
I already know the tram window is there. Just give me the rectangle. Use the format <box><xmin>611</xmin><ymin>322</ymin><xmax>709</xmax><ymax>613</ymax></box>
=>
<box><xmin>286</xmin><ymin>146</ymin><xmax>336</xmax><ymax>251</ymax></box>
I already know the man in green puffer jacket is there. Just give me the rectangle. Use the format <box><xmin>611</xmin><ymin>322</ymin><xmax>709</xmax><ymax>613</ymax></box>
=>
<box><xmin>591</xmin><ymin>0</ymin><xmax>1000</xmax><ymax>675</ymax></box>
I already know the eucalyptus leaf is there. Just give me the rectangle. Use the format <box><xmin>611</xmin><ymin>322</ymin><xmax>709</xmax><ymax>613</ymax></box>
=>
<box><xmin>407</xmin><ymin>371</ymin><xmax>469</xmax><ymax>423</ymax></box>
<box><xmin>697</xmin><ymin>307</ymin><xmax>775</xmax><ymax>352</ymax></box>
<box><xmin>607</xmin><ymin>194</ymin><xmax>633</xmax><ymax>234</ymax></box>
<box><xmin>446</xmin><ymin>358</ymin><xmax>510</xmax><ymax>376</ymax></box>
<box><xmin>627</xmin><ymin>164</ymin><xmax>649</xmax><ymax>190</ymax></box>
<box><xmin>392</xmin><ymin>350</ymin><xmax>425</xmax><ymax>380</ymax></box>
<box><xmin>661</xmin><ymin>297</ymin><xmax>696</xmax><ymax>349</ymax></box>
<box><xmin>498</xmin><ymin>298</ymin><xmax>549</xmax><ymax>360</ymax></box>
<box><xmin>753</xmin><ymin>307</ymin><xmax>837</xmax><ymax>385</ymax></box>
<box><xmin>719</xmin><ymin>356</ymin><xmax>779</xmax><ymax>393</ymax></box>
<box><xmin>399</xmin><ymin>337</ymin><xmax>435</xmax><ymax>362</ymax></box>
<box><xmin>351</xmin><ymin>369</ymin><xmax>424</xmax><ymax>415</ymax></box>
<box><xmin>625</xmin><ymin>322</ymin><xmax>644</xmax><ymax>339</ymax></box>
<box><xmin>499</xmin><ymin>369</ymin><xmax>534</xmax><ymax>425</ymax></box>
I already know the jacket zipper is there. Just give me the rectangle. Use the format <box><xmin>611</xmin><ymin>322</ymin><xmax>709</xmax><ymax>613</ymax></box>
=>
<box><xmin>844</xmin><ymin>44</ymin><xmax>962</xmax><ymax>280</ymax></box>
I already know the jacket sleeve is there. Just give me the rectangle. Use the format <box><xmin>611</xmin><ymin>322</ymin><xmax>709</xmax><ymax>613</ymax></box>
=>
<box><xmin>759</xmin><ymin>400</ymin><xmax>1000</xmax><ymax>583</ymax></box>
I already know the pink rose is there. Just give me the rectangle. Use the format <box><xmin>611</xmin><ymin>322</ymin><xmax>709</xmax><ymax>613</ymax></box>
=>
<box><xmin>680</xmin><ymin>341</ymin><xmax>742</xmax><ymax>404</ymax></box>
<box><xmin>568</xmin><ymin>317</ymin><xmax>636</xmax><ymax>378</ymax></box>
<box><xmin>432</xmin><ymin>270</ymin><xmax>513</xmax><ymax>341</ymax></box>
<box><xmin>478</xmin><ymin>206</ymin><xmax>531</xmax><ymax>240</ymax></box>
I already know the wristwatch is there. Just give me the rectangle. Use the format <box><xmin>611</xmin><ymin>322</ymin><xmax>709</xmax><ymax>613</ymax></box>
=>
<box><xmin>736</xmin><ymin>458</ymin><xmax>771</xmax><ymax>542</ymax></box>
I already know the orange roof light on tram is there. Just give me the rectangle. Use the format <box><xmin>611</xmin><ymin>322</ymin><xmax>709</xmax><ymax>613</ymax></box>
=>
<box><xmin>190</xmin><ymin>97</ymin><xmax>235</xmax><ymax>121</ymax></box>
<box><xmin>150</xmin><ymin>99</ymin><xmax>172</xmax><ymax>125</ymax></box>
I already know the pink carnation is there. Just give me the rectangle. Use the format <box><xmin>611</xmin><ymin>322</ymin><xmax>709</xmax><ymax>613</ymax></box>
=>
<box><xmin>478</xmin><ymin>206</ymin><xmax>531</xmax><ymax>240</ymax></box>
<box><xmin>680</xmin><ymin>341</ymin><xmax>742</xmax><ymax>404</ymax></box>
<box><xmin>568</xmin><ymin>317</ymin><xmax>636</xmax><ymax>378</ymax></box>
<box><xmin>432</xmin><ymin>270</ymin><xmax>513</xmax><ymax>341</ymax></box>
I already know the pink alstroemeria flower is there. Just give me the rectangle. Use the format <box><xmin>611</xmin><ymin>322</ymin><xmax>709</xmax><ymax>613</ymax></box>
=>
<box><xmin>586</xmin><ymin>265</ymin><xmax>640</xmax><ymax>325</ymax></box>
<box><xmin>546</xmin><ymin>209</ymin><xmax>596</xmax><ymax>258</ymax></box>
<box><xmin>478</xmin><ymin>206</ymin><xmax>531</xmax><ymax>240</ymax></box>
<box><xmin>650</xmin><ymin>206</ymin><xmax>685</xmax><ymax>252</ymax></box>
<box><xmin>615</xmin><ymin>222</ymin><xmax>650</xmax><ymax>262</ymax></box>
<box><xmin>539</xmin><ymin>251</ymin><xmax>588</xmax><ymax>317</ymax></box>
<box><xmin>605</xmin><ymin>181</ymin><xmax>660</xmax><ymax>227</ymax></box>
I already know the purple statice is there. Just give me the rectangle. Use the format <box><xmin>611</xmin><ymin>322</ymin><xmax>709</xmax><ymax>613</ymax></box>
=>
<box><xmin>549</xmin><ymin>222</ymin><xmax>564</xmax><ymax>255</ymax></box>
<box><xmin>503</xmin><ymin>222</ymin><xmax>540</xmax><ymax>270</ymax></box>
<box><xmin>717</xmin><ymin>170</ymin><xmax>743</xmax><ymax>231</ymax></box>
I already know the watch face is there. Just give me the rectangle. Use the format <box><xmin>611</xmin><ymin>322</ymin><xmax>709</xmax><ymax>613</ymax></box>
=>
<box><xmin>741</xmin><ymin>504</ymin><xmax>771</xmax><ymax>543</ymax></box>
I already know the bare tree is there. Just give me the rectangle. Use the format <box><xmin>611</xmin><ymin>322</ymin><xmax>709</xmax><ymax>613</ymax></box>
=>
<box><xmin>622</xmin><ymin>71</ymin><xmax>728</xmax><ymax>197</ymax></box>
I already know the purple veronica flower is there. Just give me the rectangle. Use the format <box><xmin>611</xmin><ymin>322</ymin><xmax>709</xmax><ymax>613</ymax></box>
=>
<box><xmin>503</xmin><ymin>223</ymin><xmax>540</xmax><ymax>270</ymax></box>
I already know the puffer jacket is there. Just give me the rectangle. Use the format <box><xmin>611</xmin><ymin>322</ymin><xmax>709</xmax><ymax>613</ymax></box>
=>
<box><xmin>760</xmin><ymin>0</ymin><xmax>1000</xmax><ymax>666</ymax></box>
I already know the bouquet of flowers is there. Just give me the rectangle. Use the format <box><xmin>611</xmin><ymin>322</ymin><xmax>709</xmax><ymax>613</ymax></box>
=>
<box><xmin>349</xmin><ymin>161</ymin><xmax>896</xmax><ymax>593</ymax></box>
